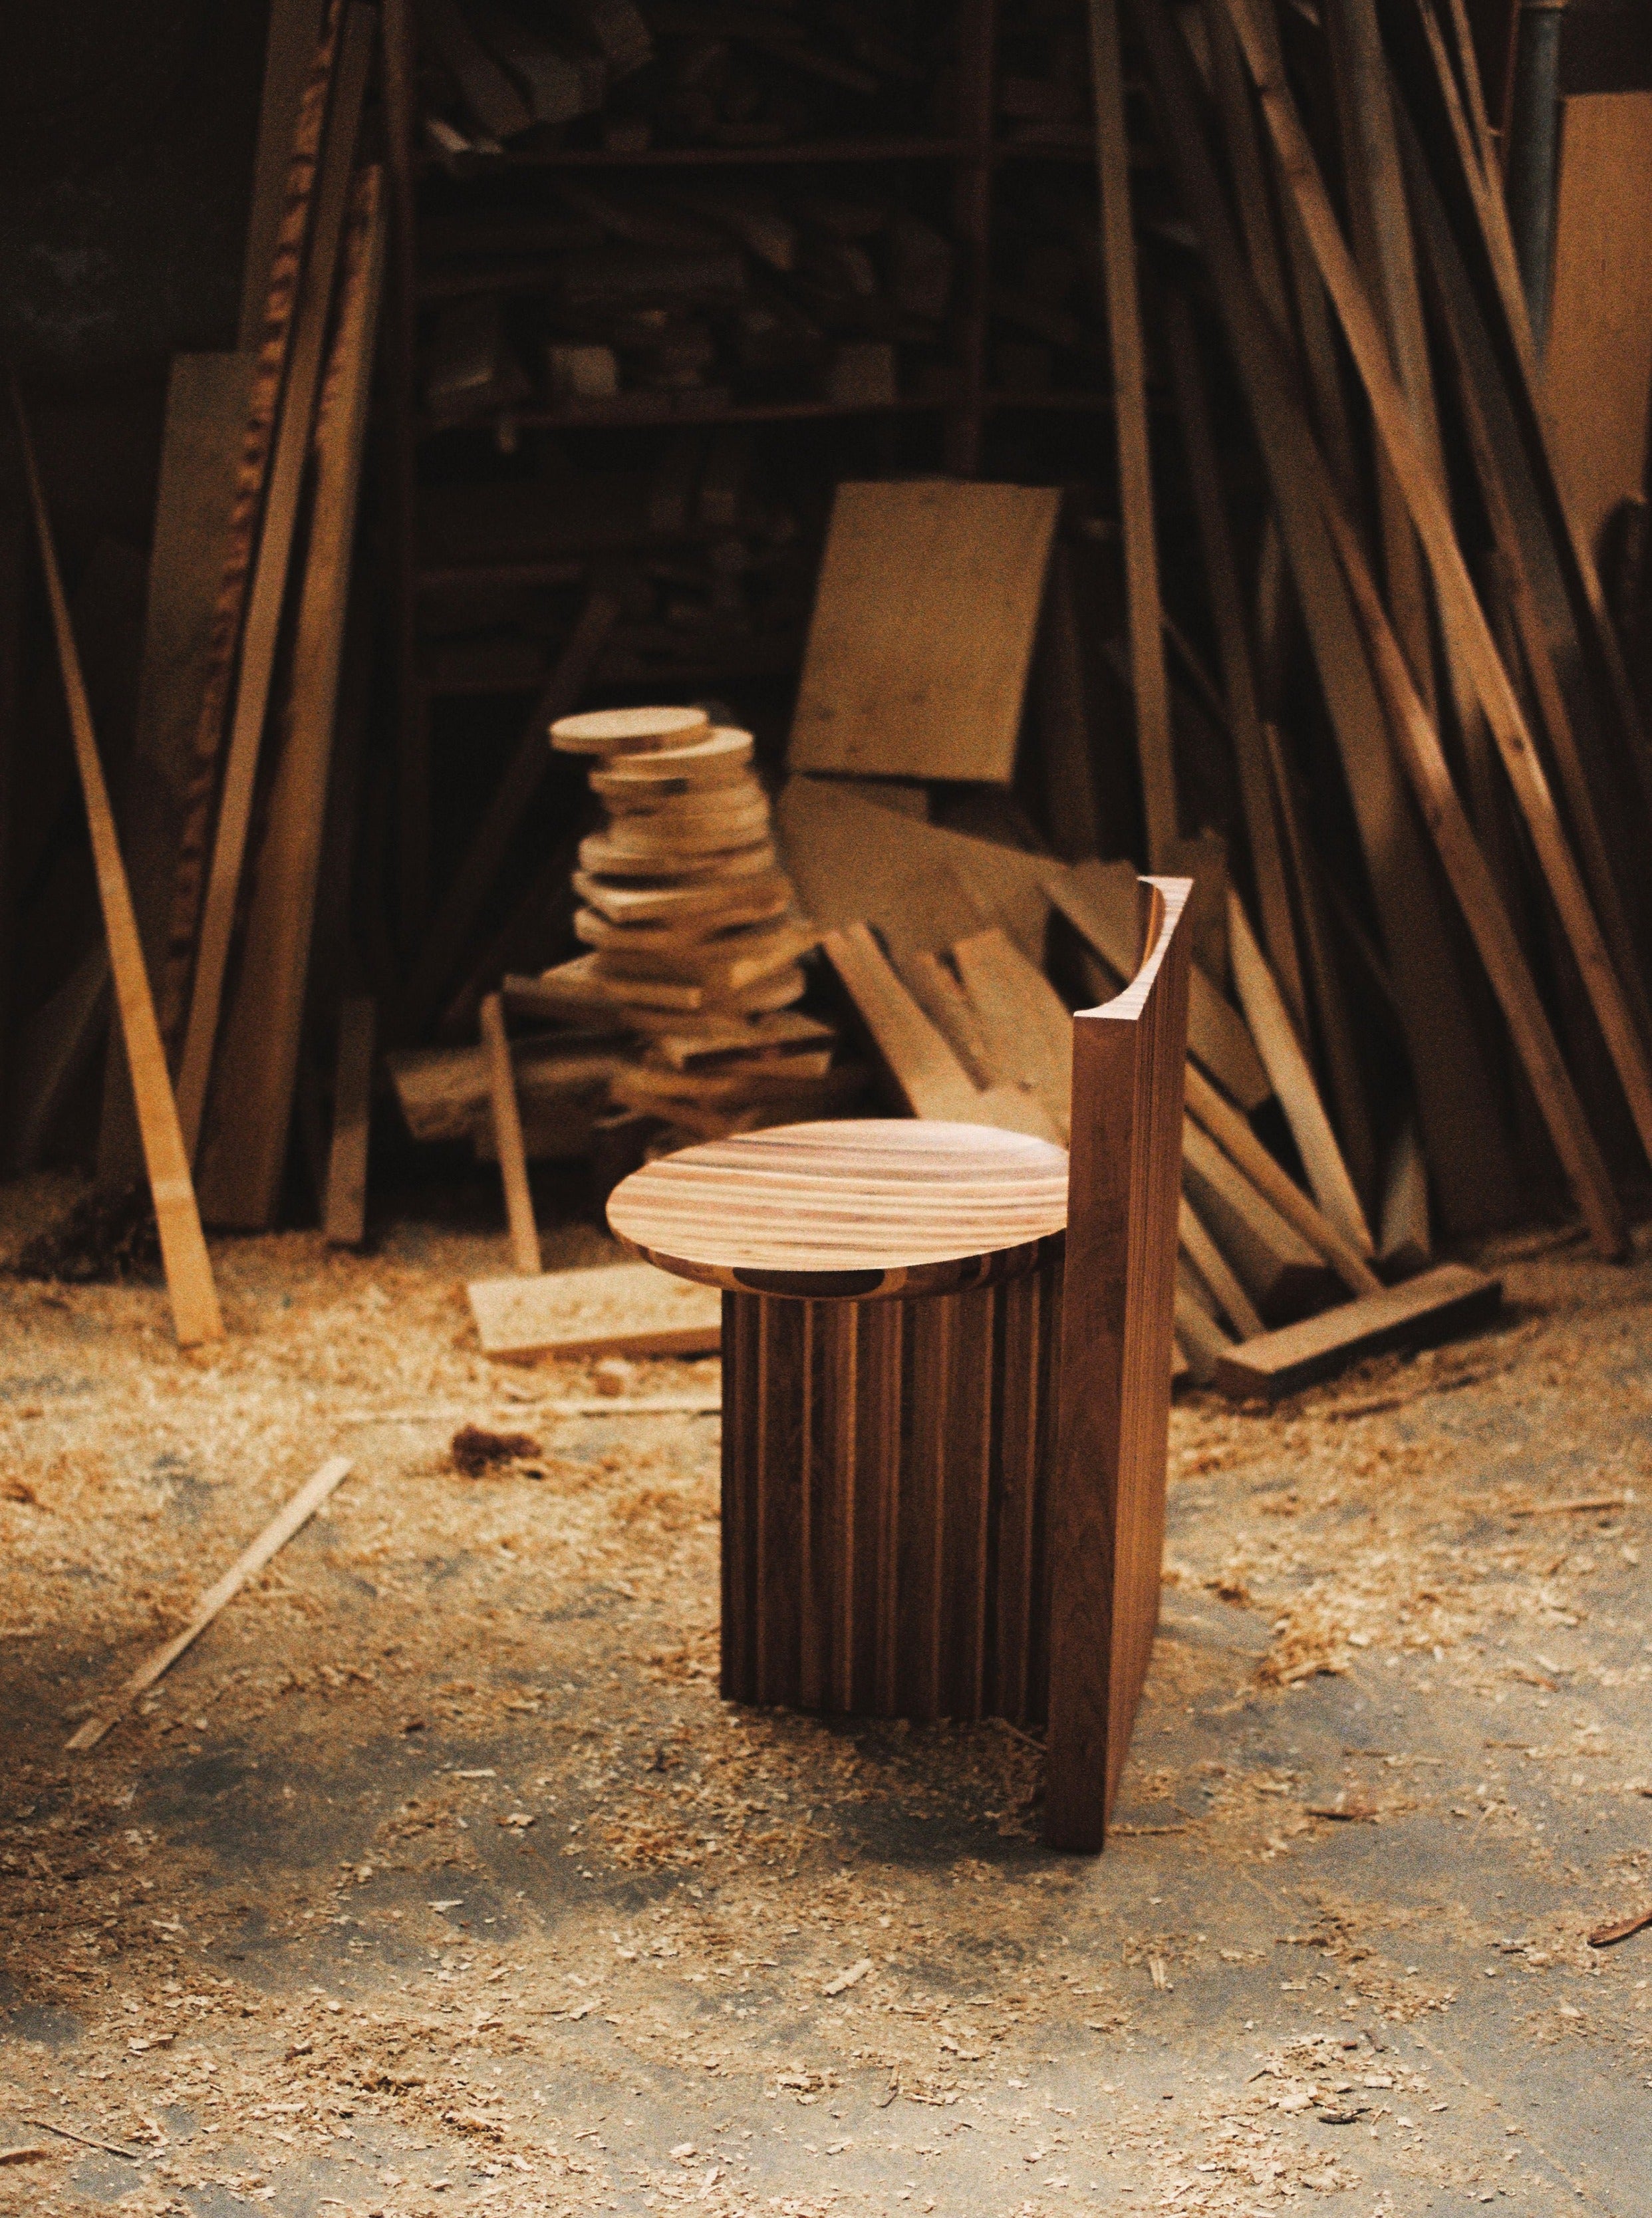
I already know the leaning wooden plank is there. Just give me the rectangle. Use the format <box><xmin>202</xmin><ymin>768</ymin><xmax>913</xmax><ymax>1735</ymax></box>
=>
<box><xmin>1212</xmin><ymin>1264</ymin><xmax>1503</xmax><ymax>1402</ymax></box>
<box><xmin>1045</xmin><ymin>859</ymin><xmax>1270</xmax><ymax>1113</ymax></box>
<box><xmin>894</xmin><ymin>948</ymin><xmax>996</xmax><ymax>1088</ymax></box>
<box><xmin>1379</xmin><ymin>1117</ymin><xmax>1431</xmax><ymax>1280</ymax></box>
<box><xmin>1175</xmin><ymin>1270</ymin><xmax>1235</xmax><ymax>1389</ymax></box>
<box><xmin>1183</xmin><ymin>1063</ymin><xmax>1383</xmax><ymax>1298</ymax></box>
<box><xmin>1085</xmin><ymin>0</ymin><xmax>1176</xmax><ymax>866</ymax></box>
<box><xmin>241</xmin><ymin>0</ymin><xmax>331</xmax><ymax>345</ymax></box>
<box><xmin>1164</xmin><ymin>290</ymin><xmax>1306</xmax><ymax>1042</ymax></box>
<box><xmin>787</xmin><ymin>482</ymin><xmax>1060</xmax><ymax>785</ymax></box>
<box><xmin>821</xmin><ymin>924</ymin><xmax>1059</xmax><ymax>1141</ymax></box>
<box><xmin>1179</xmin><ymin>1194</ymin><xmax>1264</xmax><ymax>1341</ymax></box>
<box><xmin>174</xmin><ymin>2</ymin><xmax>376</xmax><ymax>1157</ymax></box>
<box><xmin>950</xmin><ymin>926</ymin><xmax>1073</xmax><ymax>1143</ymax></box>
<box><xmin>157</xmin><ymin>2</ymin><xmax>346</xmax><ymax>1058</ymax></box>
<box><xmin>480</xmin><ymin>992</ymin><xmax>541</xmax><ymax>1276</ymax></box>
<box><xmin>1318</xmin><ymin>485</ymin><xmax>1628</xmax><ymax>1258</ymax></box>
<box><xmin>96</xmin><ymin>353</ymin><xmax>256</xmax><ymax>1192</ymax></box>
<box><xmin>398</xmin><ymin>576</ymin><xmax>622</xmax><ymax>1032</ymax></box>
<box><xmin>67</xmin><ymin>1456</ymin><xmax>352</xmax><ymax>1750</ymax></box>
<box><xmin>1226</xmin><ymin>890</ymin><xmax>1372</xmax><ymax>1257</ymax></box>
<box><xmin>322</xmin><ymin>996</ymin><xmax>374</xmax><ymax>1246</ymax></box>
<box><xmin>1129</xmin><ymin>0</ymin><xmax>1520</xmax><ymax>1236</ymax></box>
<box><xmin>1224</xmin><ymin>0</ymin><xmax>1652</xmax><ymax>1176</ymax></box>
<box><xmin>468</xmin><ymin>1262</ymin><xmax>722</xmax><ymax>1362</ymax></box>
<box><xmin>197</xmin><ymin>167</ymin><xmax>386</xmax><ymax>1228</ymax></box>
<box><xmin>12</xmin><ymin>388</ymin><xmax>223</xmax><ymax>1349</ymax></box>
<box><xmin>1181</xmin><ymin>1118</ymin><xmax>1339</xmax><ymax>1323</ymax></box>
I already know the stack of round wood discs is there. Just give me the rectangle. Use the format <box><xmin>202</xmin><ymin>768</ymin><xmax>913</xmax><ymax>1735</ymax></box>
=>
<box><xmin>543</xmin><ymin>706</ymin><xmax>861</xmax><ymax>1140</ymax></box>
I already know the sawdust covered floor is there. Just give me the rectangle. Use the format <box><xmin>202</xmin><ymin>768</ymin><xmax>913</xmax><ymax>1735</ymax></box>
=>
<box><xmin>0</xmin><ymin>1180</ymin><xmax>1649</xmax><ymax>2218</ymax></box>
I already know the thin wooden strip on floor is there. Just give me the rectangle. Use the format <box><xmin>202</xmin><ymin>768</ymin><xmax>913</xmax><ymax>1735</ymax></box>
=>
<box><xmin>11</xmin><ymin>387</ymin><xmax>223</xmax><ymax>1350</ymax></box>
<box><xmin>1211</xmin><ymin>1264</ymin><xmax>1503</xmax><ymax>1401</ymax></box>
<box><xmin>1226</xmin><ymin>889</ymin><xmax>1372</xmax><ymax>1256</ymax></box>
<box><xmin>67</xmin><ymin>1456</ymin><xmax>354</xmax><ymax>1750</ymax></box>
<box><xmin>468</xmin><ymin>1262</ymin><xmax>722</xmax><ymax>1361</ymax></box>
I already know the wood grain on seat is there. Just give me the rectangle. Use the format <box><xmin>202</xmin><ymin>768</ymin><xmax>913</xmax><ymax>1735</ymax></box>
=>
<box><xmin>608</xmin><ymin>1119</ymin><xmax>1068</xmax><ymax>1300</ymax></box>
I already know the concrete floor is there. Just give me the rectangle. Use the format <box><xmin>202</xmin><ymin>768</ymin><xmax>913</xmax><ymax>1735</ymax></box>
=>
<box><xmin>0</xmin><ymin>1192</ymin><xmax>1649</xmax><ymax>2217</ymax></box>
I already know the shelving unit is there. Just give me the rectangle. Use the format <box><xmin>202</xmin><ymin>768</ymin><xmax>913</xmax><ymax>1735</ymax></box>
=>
<box><xmin>377</xmin><ymin>0</ymin><xmax>1119</xmax><ymax>1030</ymax></box>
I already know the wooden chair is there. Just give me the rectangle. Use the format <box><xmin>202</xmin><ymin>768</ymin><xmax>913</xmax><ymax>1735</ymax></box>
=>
<box><xmin>607</xmin><ymin>877</ymin><xmax>1191</xmax><ymax>1850</ymax></box>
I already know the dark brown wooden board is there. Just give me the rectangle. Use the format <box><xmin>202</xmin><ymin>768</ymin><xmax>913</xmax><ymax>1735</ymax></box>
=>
<box><xmin>1213</xmin><ymin>1263</ymin><xmax>1503</xmax><ymax>1401</ymax></box>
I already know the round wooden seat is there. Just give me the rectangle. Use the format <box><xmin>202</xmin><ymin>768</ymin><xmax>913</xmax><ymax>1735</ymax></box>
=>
<box><xmin>607</xmin><ymin>1119</ymin><xmax>1069</xmax><ymax>1300</ymax></box>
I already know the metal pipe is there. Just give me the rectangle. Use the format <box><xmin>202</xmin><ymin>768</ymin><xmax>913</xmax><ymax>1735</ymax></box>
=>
<box><xmin>1504</xmin><ymin>0</ymin><xmax>1568</xmax><ymax>356</ymax></box>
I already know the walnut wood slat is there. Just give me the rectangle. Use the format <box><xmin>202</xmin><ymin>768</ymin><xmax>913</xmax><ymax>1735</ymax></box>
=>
<box><xmin>609</xmin><ymin>877</ymin><xmax>1192</xmax><ymax>1852</ymax></box>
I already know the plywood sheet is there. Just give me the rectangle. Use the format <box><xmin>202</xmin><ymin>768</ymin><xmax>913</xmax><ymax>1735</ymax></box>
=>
<box><xmin>468</xmin><ymin>1261</ymin><xmax>722</xmax><ymax>1361</ymax></box>
<box><xmin>788</xmin><ymin>481</ymin><xmax>1061</xmax><ymax>785</ymax></box>
<box><xmin>1546</xmin><ymin>92</ymin><xmax>1652</xmax><ymax>562</ymax></box>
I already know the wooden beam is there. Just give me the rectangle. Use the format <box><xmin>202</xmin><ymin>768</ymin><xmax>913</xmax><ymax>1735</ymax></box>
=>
<box><xmin>1212</xmin><ymin>1262</ymin><xmax>1502</xmax><ymax>1401</ymax></box>
<box><xmin>1226</xmin><ymin>888</ymin><xmax>1372</xmax><ymax>1256</ymax></box>
<box><xmin>12</xmin><ymin>388</ymin><xmax>223</xmax><ymax>1349</ymax></box>
<box><xmin>480</xmin><ymin>992</ymin><xmax>541</xmax><ymax>1275</ymax></box>
<box><xmin>1223</xmin><ymin>0</ymin><xmax>1652</xmax><ymax>1181</ymax></box>
<box><xmin>323</xmin><ymin>996</ymin><xmax>374</xmax><ymax>1246</ymax></box>
<box><xmin>174</xmin><ymin>1</ymin><xmax>376</xmax><ymax>1156</ymax></box>
<box><xmin>198</xmin><ymin>168</ymin><xmax>387</xmax><ymax>1228</ymax></box>
<box><xmin>1129</xmin><ymin>0</ymin><xmax>1520</xmax><ymax>1237</ymax></box>
<box><xmin>1086</xmin><ymin>0</ymin><xmax>1177</xmax><ymax>867</ymax></box>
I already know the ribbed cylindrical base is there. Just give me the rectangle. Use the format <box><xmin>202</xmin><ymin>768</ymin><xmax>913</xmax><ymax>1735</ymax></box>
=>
<box><xmin>720</xmin><ymin>1264</ymin><xmax>1063</xmax><ymax>1725</ymax></box>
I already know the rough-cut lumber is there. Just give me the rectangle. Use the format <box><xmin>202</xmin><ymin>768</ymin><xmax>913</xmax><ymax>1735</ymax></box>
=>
<box><xmin>1045</xmin><ymin>859</ymin><xmax>1270</xmax><ymax>1113</ymax></box>
<box><xmin>481</xmin><ymin>992</ymin><xmax>541</xmax><ymax>1276</ymax></box>
<box><xmin>1212</xmin><ymin>1264</ymin><xmax>1503</xmax><ymax>1401</ymax></box>
<box><xmin>788</xmin><ymin>482</ymin><xmax>1060</xmax><ymax>785</ymax></box>
<box><xmin>96</xmin><ymin>352</ymin><xmax>255</xmax><ymax>1192</ymax></box>
<box><xmin>1180</xmin><ymin>1118</ymin><xmax>1337</xmax><ymax>1324</ymax></box>
<box><xmin>197</xmin><ymin>167</ymin><xmax>386</xmax><ymax>1228</ymax></box>
<box><xmin>1225</xmin><ymin>0</ymin><xmax>1652</xmax><ymax>1183</ymax></box>
<box><xmin>1176</xmin><ymin>1266</ymin><xmax>1236</xmax><ymax>1387</ymax></box>
<box><xmin>1183</xmin><ymin>1063</ymin><xmax>1383</xmax><ymax>1300</ymax></box>
<box><xmin>174</xmin><ymin>2</ymin><xmax>375</xmax><ymax>1157</ymax></box>
<box><xmin>322</xmin><ymin>996</ymin><xmax>374</xmax><ymax>1246</ymax></box>
<box><xmin>1180</xmin><ymin>1194</ymin><xmax>1264</xmax><ymax>1341</ymax></box>
<box><xmin>895</xmin><ymin>948</ymin><xmax>996</xmax><ymax>1088</ymax></box>
<box><xmin>468</xmin><ymin>1261</ymin><xmax>722</xmax><ymax>1361</ymax></box>
<box><xmin>1033</xmin><ymin>545</ymin><xmax>1103</xmax><ymax>863</ymax></box>
<box><xmin>820</xmin><ymin>924</ymin><xmax>1060</xmax><ymax>1141</ymax></box>
<box><xmin>1131</xmin><ymin>0</ymin><xmax>1520</xmax><ymax>1236</ymax></box>
<box><xmin>1086</xmin><ymin>0</ymin><xmax>1176</xmax><ymax>867</ymax></box>
<box><xmin>1226</xmin><ymin>891</ymin><xmax>1372</xmax><ymax>1258</ymax></box>
<box><xmin>158</xmin><ymin>5</ymin><xmax>344</xmax><ymax>1061</ymax></box>
<box><xmin>950</xmin><ymin>926</ymin><xmax>1073</xmax><ymax>1143</ymax></box>
<box><xmin>399</xmin><ymin>577</ymin><xmax>622</xmax><ymax>1030</ymax></box>
<box><xmin>67</xmin><ymin>1456</ymin><xmax>353</xmax><ymax>1750</ymax></box>
<box><xmin>1379</xmin><ymin>1118</ymin><xmax>1431</xmax><ymax>1278</ymax></box>
<box><xmin>13</xmin><ymin>388</ymin><xmax>223</xmax><ymax>1350</ymax></box>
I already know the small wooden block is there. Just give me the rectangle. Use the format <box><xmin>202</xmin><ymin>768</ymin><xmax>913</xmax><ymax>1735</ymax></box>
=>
<box><xmin>578</xmin><ymin>831</ymin><xmax>777</xmax><ymax>882</ymax></box>
<box><xmin>592</xmin><ymin>726</ymin><xmax>754</xmax><ymax>789</ymax></box>
<box><xmin>551</xmin><ymin>704</ymin><xmax>710</xmax><ymax>754</ymax></box>
<box><xmin>1211</xmin><ymin>1264</ymin><xmax>1503</xmax><ymax>1401</ymax></box>
<box><xmin>468</xmin><ymin>1260</ymin><xmax>723</xmax><ymax>1361</ymax></box>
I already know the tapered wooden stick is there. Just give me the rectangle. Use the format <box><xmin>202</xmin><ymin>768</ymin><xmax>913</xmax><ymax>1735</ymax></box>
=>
<box><xmin>11</xmin><ymin>386</ymin><xmax>223</xmax><ymax>1348</ymax></box>
<box><xmin>67</xmin><ymin>1456</ymin><xmax>353</xmax><ymax>1751</ymax></box>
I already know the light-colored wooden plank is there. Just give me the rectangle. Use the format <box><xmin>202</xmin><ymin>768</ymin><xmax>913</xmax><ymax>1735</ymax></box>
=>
<box><xmin>322</xmin><ymin>996</ymin><xmax>374</xmax><ymax>1246</ymax></box>
<box><xmin>1181</xmin><ymin>1117</ymin><xmax>1338</xmax><ymax>1323</ymax></box>
<box><xmin>1175</xmin><ymin>1268</ymin><xmax>1236</xmax><ymax>1389</ymax></box>
<box><xmin>12</xmin><ymin>388</ymin><xmax>223</xmax><ymax>1349</ymax></box>
<box><xmin>1226</xmin><ymin>889</ymin><xmax>1372</xmax><ymax>1256</ymax></box>
<box><xmin>174</xmin><ymin>2</ymin><xmax>375</xmax><ymax>1157</ymax></box>
<box><xmin>480</xmin><ymin>993</ymin><xmax>541</xmax><ymax>1276</ymax></box>
<box><xmin>820</xmin><ymin>924</ymin><xmax>1060</xmax><ymax>1141</ymax></box>
<box><xmin>1224</xmin><ymin>0</ymin><xmax>1652</xmax><ymax>1181</ymax></box>
<box><xmin>788</xmin><ymin>482</ymin><xmax>1060</xmax><ymax>785</ymax></box>
<box><xmin>241</xmin><ymin>0</ymin><xmax>331</xmax><ymax>347</ymax></box>
<box><xmin>1212</xmin><ymin>1264</ymin><xmax>1503</xmax><ymax>1401</ymax></box>
<box><xmin>1045</xmin><ymin>859</ymin><xmax>1271</xmax><ymax>1113</ymax></box>
<box><xmin>468</xmin><ymin>1261</ymin><xmax>722</xmax><ymax>1361</ymax></box>
<box><xmin>1179</xmin><ymin>1194</ymin><xmax>1264</xmax><ymax>1341</ymax></box>
<box><xmin>198</xmin><ymin>167</ymin><xmax>386</xmax><ymax>1228</ymax></box>
<box><xmin>67</xmin><ymin>1456</ymin><xmax>352</xmax><ymax>1750</ymax></box>
<box><xmin>894</xmin><ymin>948</ymin><xmax>996</xmax><ymax>1089</ymax></box>
<box><xmin>950</xmin><ymin>926</ymin><xmax>1073</xmax><ymax>1143</ymax></box>
<box><xmin>1086</xmin><ymin>0</ymin><xmax>1176</xmax><ymax>865</ymax></box>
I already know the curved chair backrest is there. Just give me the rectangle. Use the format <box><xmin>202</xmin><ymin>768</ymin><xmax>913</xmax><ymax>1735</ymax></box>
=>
<box><xmin>1044</xmin><ymin>875</ymin><xmax>1192</xmax><ymax>1850</ymax></box>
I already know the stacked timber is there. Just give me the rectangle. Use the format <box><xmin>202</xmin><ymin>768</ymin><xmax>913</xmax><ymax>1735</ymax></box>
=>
<box><xmin>533</xmin><ymin>704</ymin><xmax>855</xmax><ymax>1140</ymax></box>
